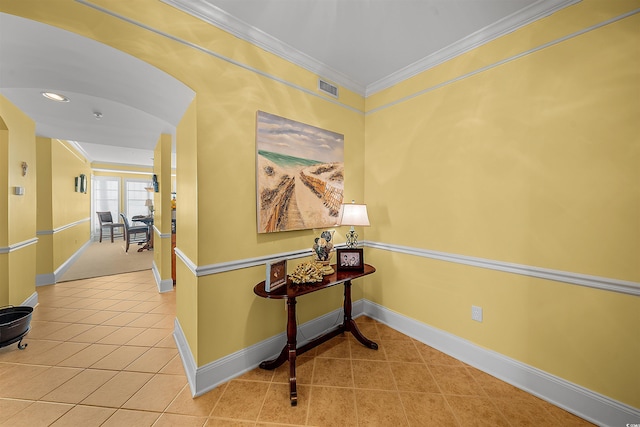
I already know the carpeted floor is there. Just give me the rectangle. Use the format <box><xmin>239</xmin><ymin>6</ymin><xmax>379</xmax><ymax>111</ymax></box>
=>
<box><xmin>59</xmin><ymin>240</ymin><xmax>154</xmax><ymax>282</ymax></box>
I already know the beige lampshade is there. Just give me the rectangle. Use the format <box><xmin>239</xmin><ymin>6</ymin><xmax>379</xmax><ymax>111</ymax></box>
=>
<box><xmin>340</xmin><ymin>203</ymin><xmax>370</xmax><ymax>226</ymax></box>
<box><xmin>145</xmin><ymin>199</ymin><xmax>153</xmax><ymax>207</ymax></box>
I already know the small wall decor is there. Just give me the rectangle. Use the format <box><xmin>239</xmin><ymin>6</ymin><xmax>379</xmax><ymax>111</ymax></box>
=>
<box><xmin>265</xmin><ymin>258</ymin><xmax>287</xmax><ymax>292</ymax></box>
<box><xmin>336</xmin><ymin>248</ymin><xmax>364</xmax><ymax>272</ymax></box>
<box><xmin>21</xmin><ymin>162</ymin><xmax>28</xmax><ymax>176</ymax></box>
<box><xmin>256</xmin><ymin>111</ymin><xmax>344</xmax><ymax>233</ymax></box>
<box><xmin>79</xmin><ymin>174</ymin><xmax>87</xmax><ymax>193</ymax></box>
<box><xmin>75</xmin><ymin>174</ymin><xmax>87</xmax><ymax>193</ymax></box>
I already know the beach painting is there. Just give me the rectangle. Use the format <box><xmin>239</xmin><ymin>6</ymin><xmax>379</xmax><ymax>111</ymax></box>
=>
<box><xmin>256</xmin><ymin>111</ymin><xmax>344</xmax><ymax>233</ymax></box>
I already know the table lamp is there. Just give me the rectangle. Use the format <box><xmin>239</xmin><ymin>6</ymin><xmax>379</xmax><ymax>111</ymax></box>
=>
<box><xmin>145</xmin><ymin>198</ymin><xmax>154</xmax><ymax>215</ymax></box>
<box><xmin>340</xmin><ymin>200</ymin><xmax>370</xmax><ymax>248</ymax></box>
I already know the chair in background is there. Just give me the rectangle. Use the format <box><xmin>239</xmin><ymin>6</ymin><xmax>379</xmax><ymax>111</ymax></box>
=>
<box><xmin>120</xmin><ymin>213</ymin><xmax>150</xmax><ymax>252</ymax></box>
<box><xmin>96</xmin><ymin>211</ymin><xmax>125</xmax><ymax>243</ymax></box>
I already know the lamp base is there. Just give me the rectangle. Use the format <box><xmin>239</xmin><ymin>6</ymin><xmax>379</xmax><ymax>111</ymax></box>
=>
<box><xmin>345</xmin><ymin>228</ymin><xmax>358</xmax><ymax>248</ymax></box>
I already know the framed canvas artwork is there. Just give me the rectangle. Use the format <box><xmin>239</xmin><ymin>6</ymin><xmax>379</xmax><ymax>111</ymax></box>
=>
<box><xmin>256</xmin><ymin>111</ymin><xmax>344</xmax><ymax>233</ymax></box>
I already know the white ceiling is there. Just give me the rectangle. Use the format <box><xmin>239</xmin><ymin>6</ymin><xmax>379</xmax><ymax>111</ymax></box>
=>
<box><xmin>0</xmin><ymin>0</ymin><xmax>575</xmax><ymax>167</ymax></box>
<box><xmin>168</xmin><ymin>0</ymin><xmax>573</xmax><ymax>95</ymax></box>
<box><xmin>0</xmin><ymin>13</ymin><xmax>195</xmax><ymax>167</ymax></box>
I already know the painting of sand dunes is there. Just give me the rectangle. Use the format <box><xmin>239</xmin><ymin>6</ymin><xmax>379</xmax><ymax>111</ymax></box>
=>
<box><xmin>256</xmin><ymin>111</ymin><xmax>344</xmax><ymax>233</ymax></box>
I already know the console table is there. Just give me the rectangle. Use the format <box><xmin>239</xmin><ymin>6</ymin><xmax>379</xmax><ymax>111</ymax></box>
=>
<box><xmin>253</xmin><ymin>264</ymin><xmax>377</xmax><ymax>406</ymax></box>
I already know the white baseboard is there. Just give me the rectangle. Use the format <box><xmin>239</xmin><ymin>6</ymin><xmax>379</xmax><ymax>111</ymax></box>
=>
<box><xmin>362</xmin><ymin>300</ymin><xmax>640</xmax><ymax>427</ymax></box>
<box><xmin>174</xmin><ymin>303</ymin><xmax>361</xmax><ymax>397</ymax></box>
<box><xmin>21</xmin><ymin>292</ymin><xmax>38</xmax><ymax>308</ymax></box>
<box><xmin>36</xmin><ymin>273</ymin><xmax>56</xmax><ymax>287</ymax></box>
<box><xmin>173</xmin><ymin>318</ymin><xmax>198</xmax><ymax>395</ymax></box>
<box><xmin>152</xmin><ymin>261</ymin><xmax>174</xmax><ymax>293</ymax></box>
<box><xmin>36</xmin><ymin>239</ymin><xmax>93</xmax><ymax>286</ymax></box>
<box><xmin>172</xmin><ymin>299</ymin><xmax>638</xmax><ymax>426</ymax></box>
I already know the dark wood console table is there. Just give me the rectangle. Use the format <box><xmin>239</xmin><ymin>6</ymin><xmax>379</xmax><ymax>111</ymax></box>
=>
<box><xmin>253</xmin><ymin>264</ymin><xmax>377</xmax><ymax>406</ymax></box>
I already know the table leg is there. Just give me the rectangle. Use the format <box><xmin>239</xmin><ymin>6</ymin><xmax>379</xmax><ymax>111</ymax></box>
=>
<box><xmin>286</xmin><ymin>297</ymin><xmax>298</xmax><ymax>406</ymax></box>
<box><xmin>258</xmin><ymin>297</ymin><xmax>298</xmax><ymax>406</ymax></box>
<box><xmin>137</xmin><ymin>225</ymin><xmax>154</xmax><ymax>252</ymax></box>
<box><xmin>259</xmin><ymin>346</ymin><xmax>287</xmax><ymax>370</ymax></box>
<box><xmin>343</xmin><ymin>281</ymin><xmax>378</xmax><ymax>350</ymax></box>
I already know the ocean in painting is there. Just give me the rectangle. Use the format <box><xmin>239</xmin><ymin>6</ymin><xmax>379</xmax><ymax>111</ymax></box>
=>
<box><xmin>258</xmin><ymin>150</ymin><xmax>322</xmax><ymax>168</ymax></box>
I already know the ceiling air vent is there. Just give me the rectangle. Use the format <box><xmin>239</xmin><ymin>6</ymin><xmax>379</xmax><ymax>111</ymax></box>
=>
<box><xmin>318</xmin><ymin>79</ymin><xmax>338</xmax><ymax>98</ymax></box>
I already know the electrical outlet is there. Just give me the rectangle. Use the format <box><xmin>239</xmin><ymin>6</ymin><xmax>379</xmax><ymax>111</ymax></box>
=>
<box><xmin>471</xmin><ymin>305</ymin><xmax>483</xmax><ymax>322</ymax></box>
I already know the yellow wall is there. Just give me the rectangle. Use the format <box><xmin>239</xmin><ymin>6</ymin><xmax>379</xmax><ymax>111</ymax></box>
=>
<box><xmin>153</xmin><ymin>134</ymin><xmax>173</xmax><ymax>283</ymax></box>
<box><xmin>175</xmin><ymin>99</ymin><xmax>199</xmax><ymax>357</ymax></box>
<box><xmin>0</xmin><ymin>93</ymin><xmax>37</xmax><ymax>306</ymax></box>
<box><xmin>36</xmin><ymin>138</ymin><xmax>92</xmax><ymax>278</ymax></box>
<box><xmin>365</xmin><ymin>1</ymin><xmax>640</xmax><ymax>407</ymax></box>
<box><xmin>0</xmin><ymin>116</ymin><xmax>8</xmax><ymax>247</ymax></box>
<box><xmin>52</xmin><ymin>140</ymin><xmax>92</xmax><ymax>269</ymax></box>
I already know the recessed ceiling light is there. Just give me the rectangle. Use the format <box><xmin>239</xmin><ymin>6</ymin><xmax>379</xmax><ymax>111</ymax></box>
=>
<box><xmin>42</xmin><ymin>92</ymin><xmax>69</xmax><ymax>102</ymax></box>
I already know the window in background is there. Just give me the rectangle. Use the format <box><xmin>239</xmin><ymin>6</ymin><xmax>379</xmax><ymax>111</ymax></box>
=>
<box><xmin>125</xmin><ymin>179</ymin><xmax>152</xmax><ymax>220</ymax></box>
<box><xmin>92</xmin><ymin>176</ymin><xmax>121</xmax><ymax>236</ymax></box>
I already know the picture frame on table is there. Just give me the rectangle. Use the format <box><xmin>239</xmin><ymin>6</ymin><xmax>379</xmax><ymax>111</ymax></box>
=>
<box><xmin>265</xmin><ymin>258</ymin><xmax>287</xmax><ymax>292</ymax></box>
<box><xmin>336</xmin><ymin>248</ymin><xmax>364</xmax><ymax>271</ymax></box>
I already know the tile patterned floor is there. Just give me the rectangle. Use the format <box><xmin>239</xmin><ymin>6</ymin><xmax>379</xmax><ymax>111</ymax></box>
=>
<box><xmin>0</xmin><ymin>270</ymin><xmax>594</xmax><ymax>426</ymax></box>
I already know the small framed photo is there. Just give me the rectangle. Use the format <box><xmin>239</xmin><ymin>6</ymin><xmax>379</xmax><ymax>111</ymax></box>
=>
<box><xmin>336</xmin><ymin>248</ymin><xmax>364</xmax><ymax>271</ymax></box>
<box><xmin>265</xmin><ymin>258</ymin><xmax>287</xmax><ymax>292</ymax></box>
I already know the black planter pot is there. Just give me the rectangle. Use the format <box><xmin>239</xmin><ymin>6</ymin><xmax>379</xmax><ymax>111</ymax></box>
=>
<box><xmin>0</xmin><ymin>306</ymin><xmax>33</xmax><ymax>350</ymax></box>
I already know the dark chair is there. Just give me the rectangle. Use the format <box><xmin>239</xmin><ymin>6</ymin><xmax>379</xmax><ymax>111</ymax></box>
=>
<box><xmin>96</xmin><ymin>211</ymin><xmax>125</xmax><ymax>243</ymax></box>
<box><xmin>119</xmin><ymin>213</ymin><xmax>150</xmax><ymax>252</ymax></box>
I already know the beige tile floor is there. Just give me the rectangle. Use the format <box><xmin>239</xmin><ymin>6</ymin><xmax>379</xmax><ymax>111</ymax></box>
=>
<box><xmin>0</xmin><ymin>270</ymin><xmax>594</xmax><ymax>426</ymax></box>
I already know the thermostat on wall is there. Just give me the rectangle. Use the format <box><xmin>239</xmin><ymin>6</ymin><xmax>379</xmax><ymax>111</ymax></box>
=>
<box><xmin>14</xmin><ymin>186</ymin><xmax>24</xmax><ymax>195</ymax></box>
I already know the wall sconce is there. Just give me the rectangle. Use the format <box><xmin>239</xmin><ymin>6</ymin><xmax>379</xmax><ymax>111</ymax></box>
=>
<box><xmin>340</xmin><ymin>200</ymin><xmax>370</xmax><ymax>248</ymax></box>
<box><xmin>21</xmin><ymin>162</ymin><xmax>28</xmax><ymax>176</ymax></box>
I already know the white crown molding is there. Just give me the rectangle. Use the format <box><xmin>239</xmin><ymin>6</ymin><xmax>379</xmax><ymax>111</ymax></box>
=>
<box><xmin>366</xmin><ymin>0</ymin><xmax>581</xmax><ymax>96</ymax></box>
<box><xmin>91</xmin><ymin>167</ymin><xmax>153</xmax><ymax>175</ymax></box>
<box><xmin>367</xmin><ymin>6</ymin><xmax>640</xmax><ymax>115</ymax></box>
<box><xmin>160</xmin><ymin>0</ymin><xmax>366</xmax><ymax>95</ymax></box>
<box><xmin>161</xmin><ymin>0</ymin><xmax>579</xmax><ymax>98</ymax></box>
<box><xmin>66</xmin><ymin>140</ymin><xmax>92</xmax><ymax>162</ymax></box>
